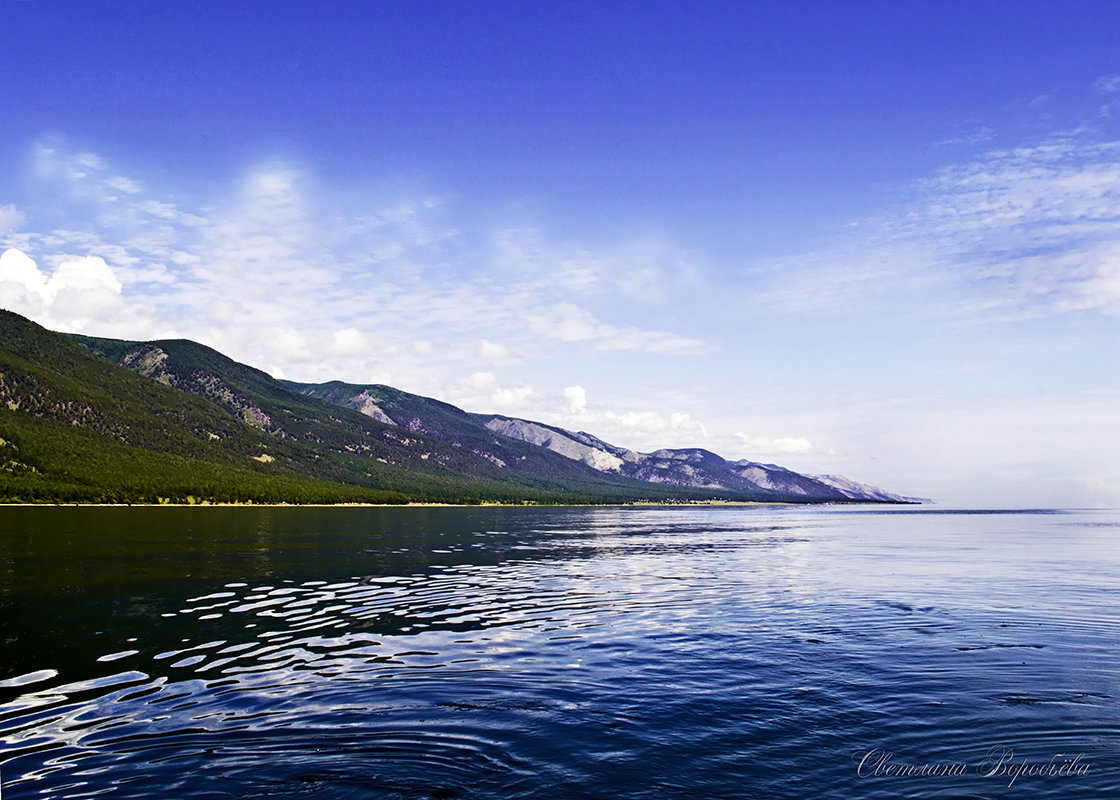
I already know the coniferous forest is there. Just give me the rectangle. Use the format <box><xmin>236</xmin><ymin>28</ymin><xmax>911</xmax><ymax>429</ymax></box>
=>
<box><xmin>3</xmin><ymin>309</ymin><xmax>802</xmax><ymax>506</ymax></box>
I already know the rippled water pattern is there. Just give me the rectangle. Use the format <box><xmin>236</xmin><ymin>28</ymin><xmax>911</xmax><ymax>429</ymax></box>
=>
<box><xmin>1</xmin><ymin>506</ymin><xmax>1118</xmax><ymax>799</ymax></box>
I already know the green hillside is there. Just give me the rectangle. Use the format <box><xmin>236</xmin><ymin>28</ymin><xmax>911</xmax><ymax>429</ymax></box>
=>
<box><xmin>0</xmin><ymin>310</ymin><xmax>731</xmax><ymax>504</ymax></box>
<box><xmin>0</xmin><ymin>312</ymin><xmax>396</xmax><ymax>502</ymax></box>
<box><xmin>68</xmin><ymin>331</ymin><xmax>712</xmax><ymax>500</ymax></box>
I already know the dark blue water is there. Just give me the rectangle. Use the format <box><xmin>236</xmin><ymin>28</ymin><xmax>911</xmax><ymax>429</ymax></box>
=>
<box><xmin>0</xmin><ymin>505</ymin><xmax>1117</xmax><ymax>798</ymax></box>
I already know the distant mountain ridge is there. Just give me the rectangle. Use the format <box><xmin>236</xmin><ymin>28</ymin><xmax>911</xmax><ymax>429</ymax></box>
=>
<box><xmin>0</xmin><ymin>308</ymin><xmax>913</xmax><ymax>504</ymax></box>
<box><xmin>476</xmin><ymin>420</ymin><xmax>913</xmax><ymax>502</ymax></box>
<box><xmin>284</xmin><ymin>382</ymin><xmax>914</xmax><ymax>503</ymax></box>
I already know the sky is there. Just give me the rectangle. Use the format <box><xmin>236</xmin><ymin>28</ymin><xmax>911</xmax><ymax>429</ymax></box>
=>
<box><xmin>1</xmin><ymin>0</ymin><xmax>1119</xmax><ymax>507</ymax></box>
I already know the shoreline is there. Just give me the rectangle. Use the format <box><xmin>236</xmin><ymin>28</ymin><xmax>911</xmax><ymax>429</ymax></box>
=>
<box><xmin>0</xmin><ymin>499</ymin><xmax>908</xmax><ymax>509</ymax></box>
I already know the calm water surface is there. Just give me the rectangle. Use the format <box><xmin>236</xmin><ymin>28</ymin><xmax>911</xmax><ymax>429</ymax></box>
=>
<box><xmin>0</xmin><ymin>505</ymin><xmax>1117</xmax><ymax>799</ymax></box>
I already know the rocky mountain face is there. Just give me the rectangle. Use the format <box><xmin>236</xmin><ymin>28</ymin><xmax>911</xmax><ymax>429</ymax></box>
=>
<box><xmin>807</xmin><ymin>473</ymin><xmax>910</xmax><ymax>503</ymax></box>
<box><xmin>281</xmin><ymin>380</ymin><xmax>646</xmax><ymax>487</ymax></box>
<box><xmin>481</xmin><ymin>417</ymin><xmax>632</xmax><ymax>472</ymax></box>
<box><xmin>477</xmin><ymin>416</ymin><xmax>910</xmax><ymax>502</ymax></box>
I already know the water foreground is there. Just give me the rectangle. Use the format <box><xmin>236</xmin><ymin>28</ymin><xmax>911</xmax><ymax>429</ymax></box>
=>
<box><xmin>1</xmin><ymin>505</ymin><xmax>1117</xmax><ymax>799</ymax></box>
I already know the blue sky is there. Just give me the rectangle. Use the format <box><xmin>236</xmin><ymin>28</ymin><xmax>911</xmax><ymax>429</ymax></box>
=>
<box><xmin>2</xmin><ymin>0</ymin><xmax>1119</xmax><ymax>506</ymax></box>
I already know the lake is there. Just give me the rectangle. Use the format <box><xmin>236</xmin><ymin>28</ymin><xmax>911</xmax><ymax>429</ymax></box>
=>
<box><xmin>1</xmin><ymin>505</ymin><xmax>1117</xmax><ymax>799</ymax></box>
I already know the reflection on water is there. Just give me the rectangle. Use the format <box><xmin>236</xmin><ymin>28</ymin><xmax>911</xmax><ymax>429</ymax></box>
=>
<box><xmin>1</xmin><ymin>505</ymin><xmax>1118</xmax><ymax>799</ymax></box>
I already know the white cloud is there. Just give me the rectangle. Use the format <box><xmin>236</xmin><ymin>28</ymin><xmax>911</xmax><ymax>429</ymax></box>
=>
<box><xmin>50</xmin><ymin>256</ymin><xmax>123</xmax><ymax>295</ymax></box>
<box><xmin>491</xmin><ymin>228</ymin><xmax>698</xmax><ymax>304</ymax></box>
<box><xmin>330</xmin><ymin>327</ymin><xmax>367</xmax><ymax>356</ymax></box>
<box><xmin>3</xmin><ymin>141</ymin><xmax>710</xmax><ymax>389</ymax></box>
<box><xmin>594</xmin><ymin>325</ymin><xmax>707</xmax><ymax>354</ymax></box>
<box><xmin>529</xmin><ymin>302</ymin><xmax>706</xmax><ymax>354</ymax></box>
<box><xmin>47</xmin><ymin>256</ymin><xmax>124</xmax><ymax>322</ymax></box>
<box><xmin>106</xmin><ymin>176</ymin><xmax>142</xmax><ymax>195</ymax></box>
<box><xmin>0</xmin><ymin>248</ymin><xmax>138</xmax><ymax>333</ymax></box>
<box><xmin>1059</xmin><ymin>257</ymin><xmax>1120</xmax><ymax>313</ymax></box>
<box><xmin>462</xmin><ymin>371</ymin><xmax>497</xmax><ymax>392</ymax></box>
<box><xmin>32</xmin><ymin>143</ymin><xmax>155</xmax><ymax>212</ymax></box>
<box><xmin>735</xmin><ymin>433</ymin><xmax>816</xmax><ymax>456</ymax></box>
<box><xmin>265</xmin><ymin>327</ymin><xmax>309</xmax><ymax>361</ymax></box>
<box><xmin>0</xmin><ymin>205</ymin><xmax>25</xmax><ymax>235</ymax></box>
<box><xmin>530</xmin><ymin>302</ymin><xmax>599</xmax><ymax>342</ymax></box>
<box><xmin>477</xmin><ymin>338</ymin><xmax>518</xmax><ymax>362</ymax></box>
<box><xmin>746</xmin><ymin>134</ymin><xmax>1120</xmax><ymax>324</ymax></box>
<box><xmin>936</xmin><ymin>127</ymin><xmax>996</xmax><ymax>147</ymax></box>
<box><xmin>1094</xmin><ymin>75</ymin><xmax>1120</xmax><ymax>94</ymax></box>
<box><xmin>570</xmin><ymin>407</ymin><xmax>705</xmax><ymax>440</ymax></box>
<box><xmin>0</xmin><ymin>247</ymin><xmax>47</xmax><ymax>300</ymax></box>
<box><xmin>491</xmin><ymin>384</ymin><xmax>535</xmax><ymax>410</ymax></box>
<box><xmin>440</xmin><ymin>371</ymin><xmax>537</xmax><ymax>414</ymax></box>
<box><xmin>564</xmin><ymin>385</ymin><xmax>587</xmax><ymax>414</ymax></box>
<box><xmin>603</xmin><ymin>410</ymin><xmax>668</xmax><ymax>432</ymax></box>
<box><xmin>670</xmin><ymin>411</ymin><xmax>703</xmax><ymax>432</ymax></box>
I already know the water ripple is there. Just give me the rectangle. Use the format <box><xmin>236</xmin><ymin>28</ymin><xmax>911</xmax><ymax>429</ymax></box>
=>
<box><xmin>1</xmin><ymin>506</ymin><xmax>1118</xmax><ymax>798</ymax></box>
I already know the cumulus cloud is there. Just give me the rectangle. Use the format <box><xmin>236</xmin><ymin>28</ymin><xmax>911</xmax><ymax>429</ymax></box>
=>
<box><xmin>0</xmin><ymin>247</ymin><xmax>136</xmax><ymax>332</ymax></box>
<box><xmin>462</xmin><ymin>371</ymin><xmax>497</xmax><ymax>392</ymax></box>
<box><xmin>563</xmin><ymin>385</ymin><xmax>587</xmax><ymax>413</ymax></box>
<box><xmin>603</xmin><ymin>410</ymin><xmax>667</xmax><ymax>432</ymax></box>
<box><xmin>669</xmin><ymin>411</ymin><xmax>701</xmax><ymax>431</ymax></box>
<box><xmin>47</xmin><ymin>256</ymin><xmax>124</xmax><ymax>321</ymax></box>
<box><xmin>0</xmin><ymin>248</ymin><xmax>46</xmax><ymax>299</ymax></box>
<box><xmin>439</xmin><ymin>371</ymin><xmax>537</xmax><ymax>414</ymax></box>
<box><xmin>491</xmin><ymin>384</ymin><xmax>535</xmax><ymax>410</ymax></box>
<box><xmin>329</xmin><ymin>327</ymin><xmax>367</xmax><ymax>356</ymax></box>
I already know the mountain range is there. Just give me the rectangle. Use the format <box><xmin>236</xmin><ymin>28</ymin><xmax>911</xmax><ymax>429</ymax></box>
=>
<box><xmin>0</xmin><ymin>309</ymin><xmax>913</xmax><ymax>505</ymax></box>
